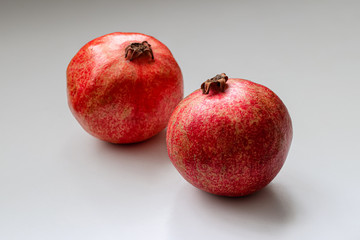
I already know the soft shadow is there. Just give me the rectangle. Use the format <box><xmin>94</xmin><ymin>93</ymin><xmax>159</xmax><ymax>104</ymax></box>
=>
<box><xmin>100</xmin><ymin>129</ymin><xmax>168</xmax><ymax>158</ymax></box>
<box><xmin>92</xmin><ymin>129</ymin><xmax>171</xmax><ymax>176</ymax></box>
<box><xmin>168</xmin><ymin>183</ymin><xmax>296</xmax><ymax>238</ymax></box>
<box><xmin>199</xmin><ymin>184</ymin><xmax>292</xmax><ymax>225</ymax></box>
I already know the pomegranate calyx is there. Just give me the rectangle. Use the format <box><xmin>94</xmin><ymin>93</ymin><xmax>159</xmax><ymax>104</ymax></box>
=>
<box><xmin>125</xmin><ymin>41</ymin><xmax>154</xmax><ymax>61</ymax></box>
<box><xmin>201</xmin><ymin>73</ymin><xmax>228</xmax><ymax>94</ymax></box>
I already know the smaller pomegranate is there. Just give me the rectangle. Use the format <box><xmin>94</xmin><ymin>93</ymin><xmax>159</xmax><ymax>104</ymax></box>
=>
<box><xmin>67</xmin><ymin>32</ymin><xmax>183</xmax><ymax>143</ymax></box>
<box><xmin>166</xmin><ymin>73</ymin><xmax>292</xmax><ymax>197</ymax></box>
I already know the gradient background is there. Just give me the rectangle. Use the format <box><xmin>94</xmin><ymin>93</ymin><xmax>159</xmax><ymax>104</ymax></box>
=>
<box><xmin>1</xmin><ymin>0</ymin><xmax>360</xmax><ymax>239</ymax></box>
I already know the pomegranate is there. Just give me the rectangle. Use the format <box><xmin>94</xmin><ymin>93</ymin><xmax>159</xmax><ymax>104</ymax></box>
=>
<box><xmin>67</xmin><ymin>32</ymin><xmax>183</xmax><ymax>143</ymax></box>
<box><xmin>166</xmin><ymin>73</ymin><xmax>292</xmax><ymax>197</ymax></box>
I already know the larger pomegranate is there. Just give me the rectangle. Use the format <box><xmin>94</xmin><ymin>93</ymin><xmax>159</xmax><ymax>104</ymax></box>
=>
<box><xmin>166</xmin><ymin>73</ymin><xmax>292</xmax><ymax>197</ymax></box>
<box><xmin>67</xmin><ymin>32</ymin><xmax>183</xmax><ymax>143</ymax></box>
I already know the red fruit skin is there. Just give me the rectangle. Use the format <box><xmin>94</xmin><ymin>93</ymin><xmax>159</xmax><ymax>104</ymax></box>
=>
<box><xmin>166</xmin><ymin>79</ymin><xmax>292</xmax><ymax>197</ymax></box>
<box><xmin>67</xmin><ymin>33</ymin><xmax>183</xmax><ymax>143</ymax></box>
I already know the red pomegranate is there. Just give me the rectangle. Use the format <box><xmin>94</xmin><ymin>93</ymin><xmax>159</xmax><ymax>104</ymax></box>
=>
<box><xmin>67</xmin><ymin>32</ymin><xmax>183</xmax><ymax>143</ymax></box>
<box><xmin>166</xmin><ymin>73</ymin><xmax>292</xmax><ymax>197</ymax></box>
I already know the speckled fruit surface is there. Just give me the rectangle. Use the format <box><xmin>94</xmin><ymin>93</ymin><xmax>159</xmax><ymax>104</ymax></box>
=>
<box><xmin>67</xmin><ymin>32</ymin><xmax>183</xmax><ymax>143</ymax></box>
<box><xmin>166</xmin><ymin>77</ymin><xmax>292</xmax><ymax>197</ymax></box>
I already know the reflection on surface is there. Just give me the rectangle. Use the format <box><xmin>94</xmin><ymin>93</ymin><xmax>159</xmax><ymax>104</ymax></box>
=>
<box><xmin>64</xmin><ymin>129</ymin><xmax>177</xmax><ymax>203</ymax></box>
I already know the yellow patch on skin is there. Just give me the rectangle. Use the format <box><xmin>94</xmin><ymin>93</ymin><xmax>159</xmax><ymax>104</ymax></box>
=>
<box><xmin>249</xmin><ymin>118</ymin><xmax>260</xmax><ymax>125</ymax></box>
<box><xmin>119</xmin><ymin>106</ymin><xmax>133</xmax><ymax>120</ymax></box>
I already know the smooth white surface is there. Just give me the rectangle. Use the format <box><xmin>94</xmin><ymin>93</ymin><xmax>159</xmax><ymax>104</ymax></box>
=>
<box><xmin>1</xmin><ymin>0</ymin><xmax>360</xmax><ymax>239</ymax></box>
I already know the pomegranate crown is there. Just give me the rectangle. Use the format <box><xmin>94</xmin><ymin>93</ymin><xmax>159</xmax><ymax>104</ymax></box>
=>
<box><xmin>201</xmin><ymin>73</ymin><xmax>228</xmax><ymax>94</ymax></box>
<box><xmin>125</xmin><ymin>41</ymin><xmax>154</xmax><ymax>61</ymax></box>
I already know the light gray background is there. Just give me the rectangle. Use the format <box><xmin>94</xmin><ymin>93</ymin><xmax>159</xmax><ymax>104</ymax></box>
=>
<box><xmin>1</xmin><ymin>0</ymin><xmax>360</xmax><ymax>239</ymax></box>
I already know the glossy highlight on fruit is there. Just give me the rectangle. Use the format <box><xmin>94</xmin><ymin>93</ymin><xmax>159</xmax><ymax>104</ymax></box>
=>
<box><xmin>166</xmin><ymin>74</ymin><xmax>292</xmax><ymax>197</ymax></box>
<box><xmin>67</xmin><ymin>32</ymin><xmax>183</xmax><ymax>143</ymax></box>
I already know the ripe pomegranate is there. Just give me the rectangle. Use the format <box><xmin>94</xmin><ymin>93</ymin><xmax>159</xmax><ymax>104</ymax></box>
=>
<box><xmin>67</xmin><ymin>32</ymin><xmax>183</xmax><ymax>143</ymax></box>
<box><xmin>166</xmin><ymin>73</ymin><xmax>292</xmax><ymax>197</ymax></box>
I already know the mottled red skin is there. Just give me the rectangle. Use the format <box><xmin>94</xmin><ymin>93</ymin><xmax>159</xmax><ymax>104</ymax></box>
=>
<box><xmin>166</xmin><ymin>79</ymin><xmax>292</xmax><ymax>197</ymax></box>
<box><xmin>67</xmin><ymin>32</ymin><xmax>183</xmax><ymax>143</ymax></box>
